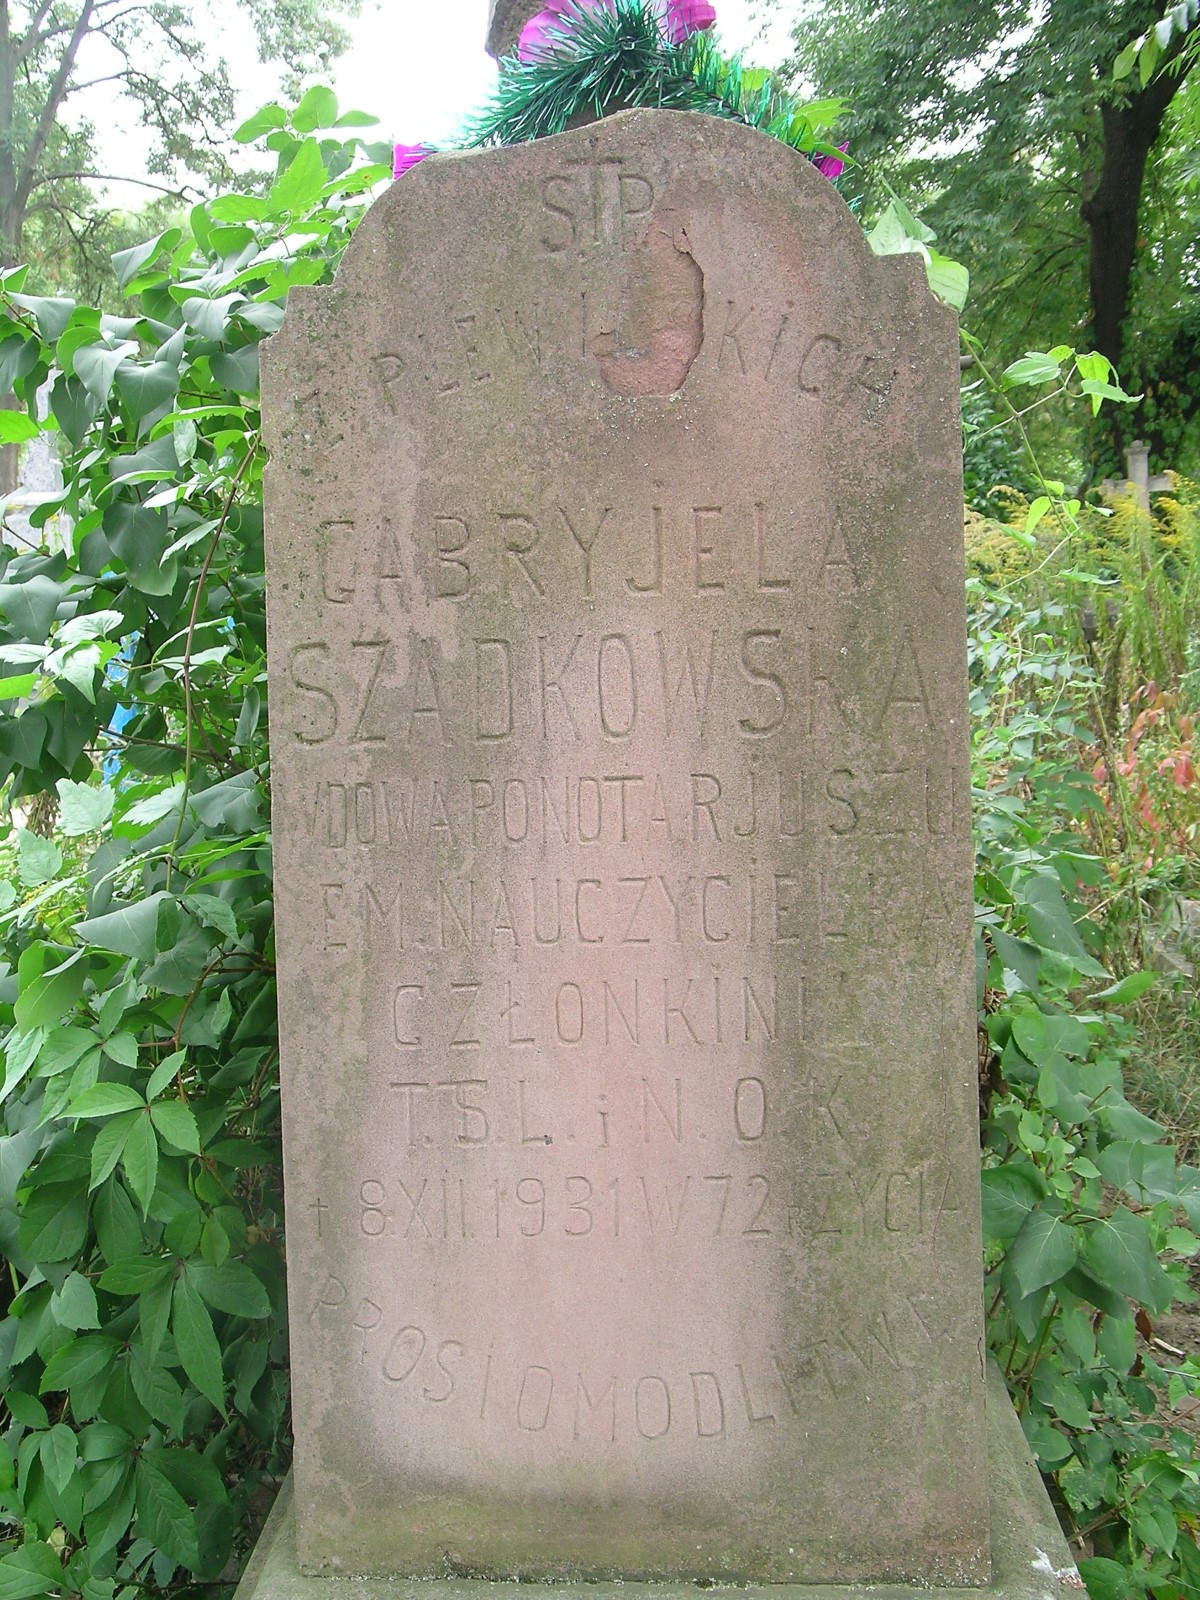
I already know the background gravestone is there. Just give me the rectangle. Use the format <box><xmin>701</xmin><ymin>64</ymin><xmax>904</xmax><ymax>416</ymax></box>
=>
<box><xmin>262</xmin><ymin>110</ymin><xmax>988</xmax><ymax>1585</ymax></box>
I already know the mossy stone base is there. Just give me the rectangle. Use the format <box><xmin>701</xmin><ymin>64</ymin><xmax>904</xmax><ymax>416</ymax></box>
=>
<box><xmin>234</xmin><ymin>1367</ymin><xmax>1081</xmax><ymax>1600</ymax></box>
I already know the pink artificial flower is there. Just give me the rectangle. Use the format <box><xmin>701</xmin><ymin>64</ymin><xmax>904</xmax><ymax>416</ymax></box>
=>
<box><xmin>662</xmin><ymin>0</ymin><xmax>716</xmax><ymax>43</ymax></box>
<box><xmin>393</xmin><ymin>143</ymin><xmax>432</xmax><ymax>178</ymax></box>
<box><xmin>518</xmin><ymin>7</ymin><xmax>572</xmax><ymax>60</ymax></box>
<box><xmin>815</xmin><ymin>142</ymin><xmax>849</xmax><ymax>180</ymax></box>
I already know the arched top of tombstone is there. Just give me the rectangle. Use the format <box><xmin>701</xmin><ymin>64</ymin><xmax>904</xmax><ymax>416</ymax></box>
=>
<box><xmin>268</xmin><ymin>111</ymin><xmax>950</xmax><ymax>428</ymax></box>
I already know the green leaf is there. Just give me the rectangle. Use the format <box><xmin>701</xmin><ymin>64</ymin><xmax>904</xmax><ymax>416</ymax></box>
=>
<box><xmin>981</xmin><ymin>1162</ymin><xmax>1047</xmax><ymax>1244</ymax></box>
<box><xmin>0</xmin><ymin>1542</ymin><xmax>67</xmax><ymax>1600</ymax></box>
<box><xmin>40</xmin><ymin>1334</ymin><xmax>120</xmax><ymax>1393</ymax></box>
<box><xmin>9</xmin><ymin>293</ymin><xmax>75</xmax><ymax>340</ymax></box>
<box><xmin>1020</xmin><ymin>876</ymin><xmax>1107</xmax><ymax>973</ymax></box>
<box><xmin>55</xmin><ymin>777</ymin><xmax>115</xmax><ymax>835</ymax></box>
<box><xmin>0</xmin><ymin>671</ymin><xmax>36</xmax><ymax>701</ymax></box>
<box><xmin>924</xmin><ymin>248</ymin><xmax>968</xmax><ymax>311</ymax></box>
<box><xmin>200</xmin><ymin>1214</ymin><xmax>231</xmax><ymax>1266</ymax></box>
<box><xmin>73</xmin><ymin>340</ymin><xmax>136</xmax><ymax>402</ymax></box>
<box><xmin>3</xmin><ymin>1026</ymin><xmax>46</xmax><ymax>1100</ymax></box>
<box><xmin>114</xmin><ymin>360</ymin><xmax>179</xmax><ymax>422</ymax></box>
<box><xmin>134</xmin><ymin>1454</ymin><xmax>200</xmax><ymax>1571</ymax></box>
<box><xmin>103</xmin><ymin>1032</ymin><xmax>139</xmax><ymax>1069</ymax></box>
<box><xmin>1024</xmin><ymin>496</ymin><xmax>1050</xmax><ymax>537</ymax></box>
<box><xmin>50</xmin><ymin>1271</ymin><xmax>100</xmax><ymax>1330</ymax></box>
<box><xmin>292</xmin><ymin>85</ymin><xmax>339</xmax><ymax>132</ymax></box>
<box><xmin>1058</xmin><ymin>1301</ymin><xmax>1096</xmax><ymax>1365</ymax></box>
<box><xmin>1078</xmin><ymin>1556</ymin><xmax>1131</xmax><ymax>1600</ymax></box>
<box><xmin>1082</xmin><ymin>1207</ymin><xmax>1173</xmax><ymax>1312</ymax></box>
<box><xmin>211</xmin><ymin>344</ymin><xmax>259</xmax><ymax>393</ymax></box>
<box><xmin>1008</xmin><ymin>1207</ymin><xmax>1077</xmax><ymax>1294</ymax></box>
<box><xmin>1094</xmin><ymin>970</ymin><xmax>1157</xmax><ymax>1004</ymax></box>
<box><xmin>1001</xmin><ymin>351</ymin><xmax>1063</xmax><ymax>387</ymax></box>
<box><xmin>121</xmin><ymin>1110</ymin><xmax>158</xmax><ymax>1218</ymax></box>
<box><xmin>5</xmin><ymin>1391</ymin><xmax>48</xmax><ymax>1429</ymax></box>
<box><xmin>268</xmin><ymin>137</ymin><xmax>327</xmax><ymax>213</ymax></box>
<box><xmin>179</xmin><ymin>293</ymin><xmax>244</xmax><ymax>340</ymax></box>
<box><xmin>187</xmin><ymin>1259</ymin><xmax>270</xmax><ymax>1319</ymax></box>
<box><xmin>19</xmin><ymin>1180</ymin><xmax>89</xmax><ymax>1260</ymax></box>
<box><xmin>83</xmin><ymin>1462</ymin><xmax>135</xmax><ymax>1558</ymax></box>
<box><xmin>111</xmin><ymin>229</ymin><xmax>181</xmax><ymax>292</ymax></box>
<box><xmin>140</xmin><ymin>1268</ymin><xmax>174</xmax><ymax>1365</ymax></box>
<box><xmin>1113</xmin><ymin>40</ymin><xmax>1139</xmax><ymax>79</ymax></box>
<box><xmin>233</xmin><ymin>103</ymin><xmax>288</xmax><ymax>143</ymax></box>
<box><xmin>17</xmin><ymin>829</ymin><xmax>63</xmax><ymax>886</ymax></box>
<box><xmin>94</xmin><ymin>1178</ymin><xmax>143</xmax><ymax>1264</ymax></box>
<box><xmin>129</xmin><ymin>1346</ymin><xmax>186</xmax><ymax>1435</ymax></box>
<box><xmin>1096</xmin><ymin>1307</ymin><xmax>1137</xmax><ymax>1372</ymax></box>
<box><xmin>71</xmin><ymin>1082</ymin><xmax>145</xmax><ymax>1118</ymax></box>
<box><xmin>1100</xmin><ymin>1099</ymin><xmax>1168</xmax><ymax>1141</ymax></box>
<box><xmin>184</xmin><ymin>891</ymin><xmax>239</xmax><ymax>942</ymax></box>
<box><xmin>111</xmin><ymin>434</ymin><xmax>178</xmax><ymax>484</ymax></box>
<box><xmin>99</xmin><ymin>1255</ymin><xmax>174</xmax><ymax>1294</ymax></box>
<box><xmin>171</xmin><ymin>1271</ymin><xmax>226</xmax><ymax>1413</ymax></box>
<box><xmin>208</xmin><ymin>194</ymin><xmax>268</xmax><ymax>222</ymax></box>
<box><xmin>1059</xmin><ymin>1266</ymin><xmax>1128</xmax><ymax>1321</ymax></box>
<box><xmin>149</xmin><ymin>1098</ymin><xmax>200</xmax><ymax>1153</ymax></box>
<box><xmin>157</xmin><ymin>1445</ymin><xmax>230</xmax><ymax>1508</ymax></box>
<box><xmin>89</xmin><ymin>1109</ymin><xmax>138</xmax><ymax>1190</ymax></box>
<box><xmin>0</xmin><ymin>409</ymin><xmax>40</xmax><ymax>443</ymax></box>
<box><xmin>146</xmin><ymin>1048</ymin><xmax>186</xmax><ymax>1100</ymax></box>
<box><xmin>1094</xmin><ymin>1140</ymin><xmax>1178</xmax><ymax>1205</ymax></box>
<box><xmin>75</xmin><ymin>891</ymin><xmax>175</xmax><ymax>963</ymax></box>
<box><xmin>15</xmin><ymin>944</ymin><xmax>83</xmax><ymax>1032</ymax></box>
<box><xmin>40</xmin><ymin>1423</ymin><xmax>77</xmax><ymax>1493</ymax></box>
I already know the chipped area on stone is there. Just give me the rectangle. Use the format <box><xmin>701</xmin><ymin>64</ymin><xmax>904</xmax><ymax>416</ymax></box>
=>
<box><xmin>261</xmin><ymin>111</ymin><xmax>986</xmax><ymax>1585</ymax></box>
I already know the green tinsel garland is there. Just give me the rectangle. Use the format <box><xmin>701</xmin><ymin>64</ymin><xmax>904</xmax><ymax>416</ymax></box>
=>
<box><xmin>458</xmin><ymin>0</ymin><xmax>846</xmax><ymax>171</ymax></box>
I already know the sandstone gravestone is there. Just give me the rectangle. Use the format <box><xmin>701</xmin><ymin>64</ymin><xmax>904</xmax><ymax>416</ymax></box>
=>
<box><xmin>261</xmin><ymin>110</ymin><xmax>991</xmax><ymax>1586</ymax></box>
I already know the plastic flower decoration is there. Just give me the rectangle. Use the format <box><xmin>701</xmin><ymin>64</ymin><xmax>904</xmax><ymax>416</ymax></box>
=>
<box><xmin>518</xmin><ymin>9</ymin><xmax>570</xmax><ymax>61</ymax></box>
<box><xmin>661</xmin><ymin>0</ymin><xmax>716</xmax><ymax>42</ymax></box>
<box><xmin>393</xmin><ymin>142</ymin><xmax>433</xmax><ymax>178</ymax></box>
<box><xmin>814</xmin><ymin>142</ymin><xmax>848</xmax><ymax>180</ymax></box>
<box><xmin>518</xmin><ymin>0</ymin><xmax>714</xmax><ymax>62</ymax></box>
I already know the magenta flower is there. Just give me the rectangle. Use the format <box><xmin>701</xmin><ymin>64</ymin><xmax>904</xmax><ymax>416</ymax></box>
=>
<box><xmin>815</xmin><ymin>142</ymin><xmax>849</xmax><ymax>180</ymax></box>
<box><xmin>518</xmin><ymin>7</ymin><xmax>572</xmax><ymax>60</ymax></box>
<box><xmin>393</xmin><ymin>143</ymin><xmax>432</xmax><ymax>179</ymax></box>
<box><xmin>662</xmin><ymin>0</ymin><xmax>716</xmax><ymax>42</ymax></box>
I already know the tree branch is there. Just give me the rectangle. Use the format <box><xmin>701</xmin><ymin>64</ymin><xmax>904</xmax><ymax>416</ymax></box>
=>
<box><xmin>12</xmin><ymin>0</ymin><xmax>56</xmax><ymax>67</ymax></box>
<box><xmin>62</xmin><ymin>70</ymin><xmax>132</xmax><ymax>93</ymax></box>
<box><xmin>29</xmin><ymin>169</ymin><xmax>191</xmax><ymax>198</ymax></box>
<box><xmin>13</xmin><ymin>0</ymin><xmax>96</xmax><ymax>226</ymax></box>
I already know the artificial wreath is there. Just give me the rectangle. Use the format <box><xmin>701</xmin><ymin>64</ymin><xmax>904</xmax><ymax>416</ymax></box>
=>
<box><xmin>393</xmin><ymin>0</ymin><xmax>848</xmax><ymax>183</ymax></box>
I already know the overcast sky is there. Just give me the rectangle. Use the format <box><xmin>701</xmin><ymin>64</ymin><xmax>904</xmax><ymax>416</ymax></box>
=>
<box><xmin>76</xmin><ymin>0</ymin><xmax>796</xmax><ymax>206</ymax></box>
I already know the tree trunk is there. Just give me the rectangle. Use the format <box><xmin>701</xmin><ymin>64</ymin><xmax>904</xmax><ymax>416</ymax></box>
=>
<box><xmin>1080</xmin><ymin>52</ymin><xmax>1193</xmax><ymax>471</ymax></box>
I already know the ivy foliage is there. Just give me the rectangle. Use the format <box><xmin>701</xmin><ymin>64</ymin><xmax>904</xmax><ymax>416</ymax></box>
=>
<box><xmin>0</xmin><ymin>93</ymin><xmax>390</xmax><ymax>1596</ymax></box>
<box><xmin>969</xmin><ymin>566</ymin><xmax>1200</xmax><ymax>1598</ymax></box>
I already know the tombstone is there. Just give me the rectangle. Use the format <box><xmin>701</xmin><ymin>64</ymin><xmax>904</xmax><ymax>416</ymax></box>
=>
<box><xmin>243</xmin><ymin>107</ymin><xmax>1079</xmax><ymax>1600</ymax></box>
<box><xmin>2</xmin><ymin>384</ymin><xmax>69</xmax><ymax>553</ymax></box>
<box><xmin>1098</xmin><ymin>441</ymin><xmax>1174</xmax><ymax>510</ymax></box>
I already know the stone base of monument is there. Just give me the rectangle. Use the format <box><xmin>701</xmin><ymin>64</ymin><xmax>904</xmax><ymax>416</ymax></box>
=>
<box><xmin>233</xmin><ymin>1368</ymin><xmax>1081</xmax><ymax>1600</ymax></box>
